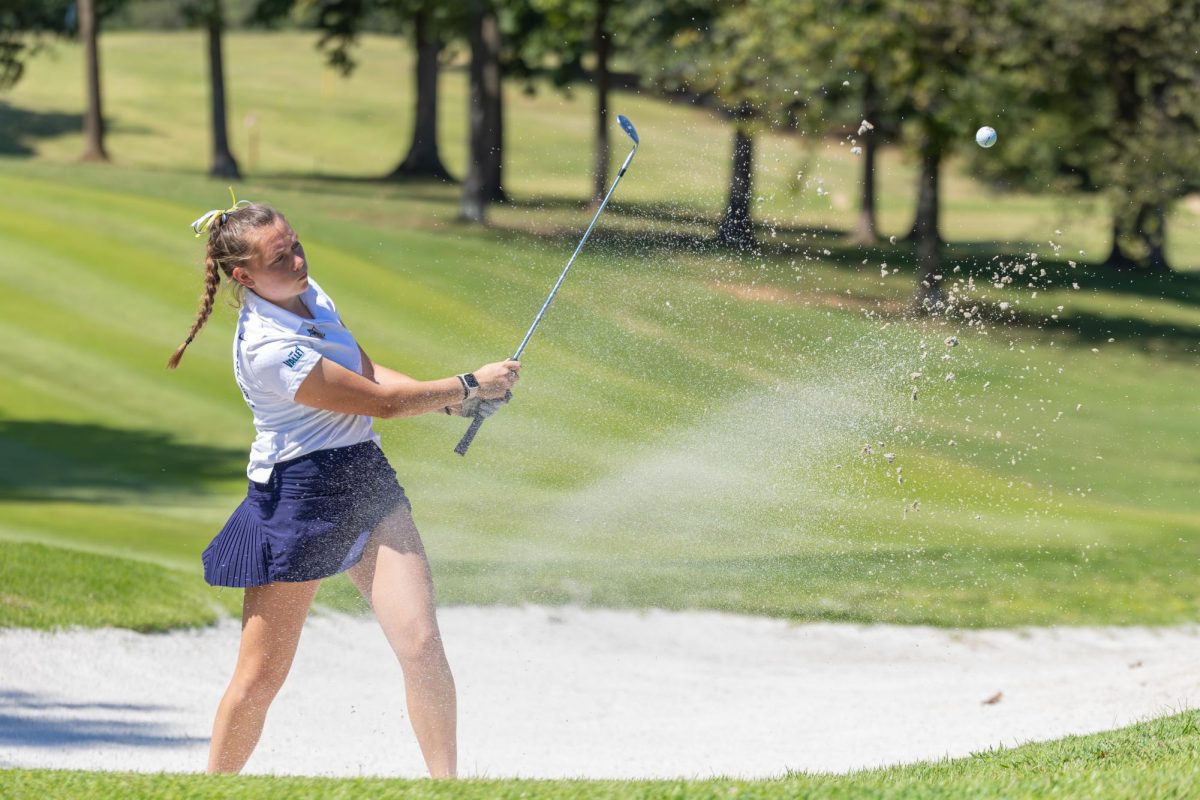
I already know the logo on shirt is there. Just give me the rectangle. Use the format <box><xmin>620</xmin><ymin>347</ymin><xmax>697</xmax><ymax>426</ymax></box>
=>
<box><xmin>283</xmin><ymin>346</ymin><xmax>305</xmax><ymax>368</ymax></box>
<box><xmin>305</xmin><ymin>325</ymin><xmax>326</xmax><ymax>339</ymax></box>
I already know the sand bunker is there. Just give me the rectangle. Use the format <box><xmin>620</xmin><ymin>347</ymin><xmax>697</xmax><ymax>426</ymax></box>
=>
<box><xmin>1</xmin><ymin>605</ymin><xmax>1197</xmax><ymax>779</ymax></box>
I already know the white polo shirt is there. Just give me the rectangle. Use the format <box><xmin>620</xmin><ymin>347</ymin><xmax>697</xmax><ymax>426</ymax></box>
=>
<box><xmin>233</xmin><ymin>278</ymin><xmax>379</xmax><ymax>482</ymax></box>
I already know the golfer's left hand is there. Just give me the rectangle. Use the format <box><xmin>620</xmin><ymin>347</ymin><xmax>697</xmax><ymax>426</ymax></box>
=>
<box><xmin>457</xmin><ymin>390</ymin><xmax>512</xmax><ymax>419</ymax></box>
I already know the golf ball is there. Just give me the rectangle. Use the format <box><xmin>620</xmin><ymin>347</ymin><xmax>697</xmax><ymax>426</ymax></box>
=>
<box><xmin>975</xmin><ymin>126</ymin><xmax>997</xmax><ymax>148</ymax></box>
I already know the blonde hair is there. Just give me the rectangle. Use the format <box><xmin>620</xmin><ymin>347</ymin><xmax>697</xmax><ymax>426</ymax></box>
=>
<box><xmin>167</xmin><ymin>203</ymin><xmax>282</xmax><ymax>369</ymax></box>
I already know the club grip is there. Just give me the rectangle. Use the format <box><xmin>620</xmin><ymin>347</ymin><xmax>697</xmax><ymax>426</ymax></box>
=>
<box><xmin>454</xmin><ymin>414</ymin><xmax>486</xmax><ymax>456</ymax></box>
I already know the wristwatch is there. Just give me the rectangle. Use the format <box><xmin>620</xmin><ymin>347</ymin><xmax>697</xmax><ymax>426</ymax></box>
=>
<box><xmin>458</xmin><ymin>372</ymin><xmax>480</xmax><ymax>399</ymax></box>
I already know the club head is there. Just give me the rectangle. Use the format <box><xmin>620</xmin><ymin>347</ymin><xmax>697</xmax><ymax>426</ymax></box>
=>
<box><xmin>617</xmin><ymin>114</ymin><xmax>639</xmax><ymax>145</ymax></box>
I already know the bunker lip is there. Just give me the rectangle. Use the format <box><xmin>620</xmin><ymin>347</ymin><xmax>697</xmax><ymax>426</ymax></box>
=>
<box><xmin>1</xmin><ymin>605</ymin><xmax>1196</xmax><ymax>779</ymax></box>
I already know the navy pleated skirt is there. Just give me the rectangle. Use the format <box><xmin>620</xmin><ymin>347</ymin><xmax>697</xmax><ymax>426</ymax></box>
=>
<box><xmin>202</xmin><ymin>440</ymin><xmax>410</xmax><ymax>588</ymax></box>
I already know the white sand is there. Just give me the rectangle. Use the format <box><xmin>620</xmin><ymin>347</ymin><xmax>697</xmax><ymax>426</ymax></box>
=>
<box><xmin>1</xmin><ymin>605</ymin><xmax>1197</xmax><ymax>779</ymax></box>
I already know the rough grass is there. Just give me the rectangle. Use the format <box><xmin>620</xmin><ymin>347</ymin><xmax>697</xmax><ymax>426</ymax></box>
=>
<box><xmin>3</xmin><ymin>710</ymin><xmax>1199</xmax><ymax>798</ymax></box>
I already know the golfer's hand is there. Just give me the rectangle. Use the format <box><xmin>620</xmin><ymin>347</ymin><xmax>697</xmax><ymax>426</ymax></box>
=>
<box><xmin>458</xmin><ymin>391</ymin><xmax>512</xmax><ymax>419</ymax></box>
<box><xmin>474</xmin><ymin>360</ymin><xmax>521</xmax><ymax>400</ymax></box>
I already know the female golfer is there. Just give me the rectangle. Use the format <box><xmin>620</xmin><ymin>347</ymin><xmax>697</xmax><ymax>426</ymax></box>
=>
<box><xmin>168</xmin><ymin>195</ymin><xmax>518</xmax><ymax>778</ymax></box>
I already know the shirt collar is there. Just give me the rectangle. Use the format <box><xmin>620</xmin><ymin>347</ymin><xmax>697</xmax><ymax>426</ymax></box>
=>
<box><xmin>243</xmin><ymin>279</ymin><xmax>334</xmax><ymax>336</ymax></box>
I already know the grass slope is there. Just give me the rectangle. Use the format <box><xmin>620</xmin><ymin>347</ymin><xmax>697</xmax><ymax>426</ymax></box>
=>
<box><xmin>3</xmin><ymin>711</ymin><xmax>1199</xmax><ymax>798</ymax></box>
<box><xmin>0</xmin><ymin>32</ymin><xmax>1197</xmax><ymax>629</ymax></box>
<box><xmin>0</xmin><ymin>541</ymin><xmax>235</xmax><ymax>631</ymax></box>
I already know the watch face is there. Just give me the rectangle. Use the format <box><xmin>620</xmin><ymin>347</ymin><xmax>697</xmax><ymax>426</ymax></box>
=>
<box><xmin>464</xmin><ymin>373</ymin><xmax>480</xmax><ymax>389</ymax></box>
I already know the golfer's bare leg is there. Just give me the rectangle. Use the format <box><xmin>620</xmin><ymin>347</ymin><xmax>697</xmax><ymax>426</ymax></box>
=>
<box><xmin>207</xmin><ymin>579</ymin><xmax>319</xmax><ymax>773</ymax></box>
<box><xmin>349</xmin><ymin>506</ymin><xmax>457</xmax><ymax>778</ymax></box>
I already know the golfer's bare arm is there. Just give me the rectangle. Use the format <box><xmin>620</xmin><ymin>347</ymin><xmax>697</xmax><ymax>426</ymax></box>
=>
<box><xmin>354</xmin><ymin>346</ymin><xmax>408</xmax><ymax>384</ymax></box>
<box><xmin>359</xmin><ymin>346</ymin><xmax>460</xmax><ymax>413</ymax></box>
<box><xmin>295</xmin><ymin>354</ymin><xmax>464</xmax><ymax>419</ymax></box>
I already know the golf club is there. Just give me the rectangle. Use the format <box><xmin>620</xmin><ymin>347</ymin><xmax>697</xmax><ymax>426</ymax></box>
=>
<box><xmin>454</xmin><ymin>114</ymin><xmax>640</xmax><ymax>456</ymax></box>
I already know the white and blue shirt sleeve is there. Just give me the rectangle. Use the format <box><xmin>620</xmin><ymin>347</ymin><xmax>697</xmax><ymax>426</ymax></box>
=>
<box><xmin>243</xmin><ymin>339</ymin><xmax>323</xmax><ymax>400</ymax></box>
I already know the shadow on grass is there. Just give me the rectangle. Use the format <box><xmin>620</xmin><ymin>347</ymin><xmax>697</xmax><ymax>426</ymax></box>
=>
<box><xmin>0</xmin><ymin>420</ymin><xmax>245</xmax><ymax>503</ymax></box>
<box><xmin>0</xmin><ymin>103</ymin><xmax>81</xmax><ymax>156</ymax></box>
<box><xmin>802</xmin><ymin>236</ymin><xmax>1200</xmax><ymax>307</ymax></box>
<box><xmin>1009</xmin><ymin>306</ymin><xmax>1200</xmax><ymax>357</ymax></box>
<box><xmin>251</xmin><ymin>170</ymin><xmax>456</xmax><ymax>199</ymax></box>
<box><xmin>0</xmin><ymin>102</ymin><xmax>153</xmax><ymax>157</ymax></box>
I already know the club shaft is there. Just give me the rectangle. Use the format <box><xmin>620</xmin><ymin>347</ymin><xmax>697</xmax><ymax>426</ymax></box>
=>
<box><xmin>512</xmin><ymin>143</ymin><xmax>638</xmax><ymax>361</ymax></box>
<box><xmin>456</xmin><ymin>132</ymin><xmax>637</xmax><ymax>457</ymax></box>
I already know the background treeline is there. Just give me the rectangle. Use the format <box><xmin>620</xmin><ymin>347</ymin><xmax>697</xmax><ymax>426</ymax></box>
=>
<box><xmin>2</xmin><ymin>0</ymin><xmax>1196</xmax><ymax>302</ymax></box>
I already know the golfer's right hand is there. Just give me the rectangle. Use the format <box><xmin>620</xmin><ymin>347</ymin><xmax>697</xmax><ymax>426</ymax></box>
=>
<box><xmin>474</xmin><ymin>360</ymin><xmax>521</xmax><ymax>399</ymax></box>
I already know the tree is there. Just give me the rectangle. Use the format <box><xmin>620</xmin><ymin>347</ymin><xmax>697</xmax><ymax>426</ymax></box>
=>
<box><xmin>78</xmin><ymin>0</ymin><xmax>108</xmax><ymax>161</ymax></box>
<box><xmin>480</xmin><ymin>2</ymin><xmax>503</xmax><ymax>202</ymax></box>
<box><xmin>253</xmin><ymin>0</ymin><xmax>458</xmax><ymax>181</ymax></box>
<box><xmin>638</xmin><ymin>0</ymin><xmax>799</xmax><ymax>249</ymax></box>
<box><xmin>459</xmin><ymin>0</ymin><xmax>497</xmax><ymax>220</ymax></box>
<box><xmin>519</xmin><ymin>0</ymin><xmax>632</xmax><ymax>204</ymax></box>
<box><xmin>185</xmin><ymin>1</ymin><xmax>240</xmax><ymax>177</ymax></box>
<box><xmin>803</xmin><ymin>0</ymin><xmax>1003</xmax><ymax>309</ymax></box>
<box><xmin>388</xmin><ymin>3</ymin><xmax>453</xmax><ymax>180</ymax></box>
<box><xmin>886</xmin><ymin>1</ymin><xmax>1004</xmax><ymax>309</ymax></box>
<box><xmin>772</xmin><ymin>0</ymin><xmax>897</xmax><ymax>245</ymax></box>
<box><xmin>0</xmin><ymin>2</ymin><xmax>73</xmax><ymax>90</ymax></box>
<box><xmin>4</xmin><ymin>0</ymin><xmax>126</xmax><ymax>162</ymax></box>
<box><xmin>970</xmin><ymin>0</ymin><xmax>1200</xmax><ymax>271</ymax></box>
<box><xmin>589</xmin><ymin>0</ymin><xmax>610</xmax><ymax>203</ymax></box>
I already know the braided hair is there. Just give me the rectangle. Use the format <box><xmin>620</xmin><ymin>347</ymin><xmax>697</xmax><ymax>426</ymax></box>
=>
<box><xmin>167</xmin><ymin>204</ymin><xmax>281</xmax><ymax>369</ymax></box>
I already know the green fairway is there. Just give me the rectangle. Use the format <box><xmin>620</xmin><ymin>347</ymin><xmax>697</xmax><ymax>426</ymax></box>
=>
<box><xmin>4</xmin><ymin>710</ymin><xmax>1200</xmax><ymax>798</ymax></box>
<box><xmin>0</xmin><ymin>32</ymin><xmax>1198</xmax><ymax>629</ymax></box>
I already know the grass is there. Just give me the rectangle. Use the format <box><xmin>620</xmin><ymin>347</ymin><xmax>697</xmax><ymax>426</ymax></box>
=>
<box><xmin>0</xmin><ymin>541</ymin><xmax>236</xmax><ymax>631</ymax></box>
<box><xmin>3</xmin><ymin>710</ymin><xmax>1200</xmax><ymax>798</ymax></box>
<box><xmin>0</xmin><ymin>31</ymin><xmax>1197</xmax><ymax>631</ymax></box>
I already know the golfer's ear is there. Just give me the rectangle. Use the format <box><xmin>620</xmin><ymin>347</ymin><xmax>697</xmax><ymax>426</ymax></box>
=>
<box><xmin>231</xmin><ymin>266</ymin><xmax>254</xmax><ymax>288</ymax></box>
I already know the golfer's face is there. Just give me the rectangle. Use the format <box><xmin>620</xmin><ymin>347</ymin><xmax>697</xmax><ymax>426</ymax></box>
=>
<box><xmin>245</xmin><ymin>220</ymin><xmax>309</xmax><ymax>302</ymax></box>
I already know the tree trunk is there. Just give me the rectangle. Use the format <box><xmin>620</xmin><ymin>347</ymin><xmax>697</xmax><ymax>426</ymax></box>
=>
<box><xmin>79</xmin><ymin>0</ymin><xmax>108</xmax><ymax>162</ymax></box>
<box><xmin>1108</xmin><ymin>201</ymin><xmax>1172</xmax><ymax>272</ymax></box>
<box><xmin>906</xmin><ymin>138</ymin><xmax>941</xmax><ymax>244</ymax></box>
<box><xmin>591</xmin><ymin>0</ymin><xmax>611</xmax><ymax>204</ymax></box>
<box><xmin>909</xmin><ymin>138</ymin><xmax>944</xmax><ymax>312</ymax></box>
<box><xmin>482</xmin><ymin>6</ymin><xmax>505</xmax><ymax>203</ymax></box>
<box><xmin>387</xmin><ymin>7</ymin><xmax>453</xmax><ymax>181</ymax></box>
<box><xmin>207</xmin><ymin>1</ymin><xmax>240</xmax><ymax>179</ymax></box>
<box><xmin>716</xmin><ymin>123</ymin><xmax>754</xmax><ymax>249</ymax></box>
<box><xmin>911</xmin><ymin>230</ymin><xmax>945</xmax><ymax>313</ymax></box>
<box><xmin>850</xmin><ymin>78</ymin><xmax>879</xmax><ymax>245</ymax></box>
<box><xmin>1136</xmin><ymin>203</ymin><xmax>1170</xmax><ymax>272</ymax></box>
<box><xmin>1102</xmin><ymin>198</ymin><xmax>1138</xmax><ymax>270</ymax></box>
<box><xmin>459</xmin><ymin>0</ymin><xmax>489</xmax><ymax>222</ymax></box>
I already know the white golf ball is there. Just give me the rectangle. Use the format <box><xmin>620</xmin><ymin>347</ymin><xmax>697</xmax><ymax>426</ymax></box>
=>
<box><xmin>975</xmin><ymin>126</ymin><xmax>997</xmax><ymax>148</ymax></box>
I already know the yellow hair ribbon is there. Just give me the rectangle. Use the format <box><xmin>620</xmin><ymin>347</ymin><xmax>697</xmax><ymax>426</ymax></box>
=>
<box><xmin>190</xmin><ymin>186</ymin><xmax>252</xmax><ymax>237</ymax></box>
